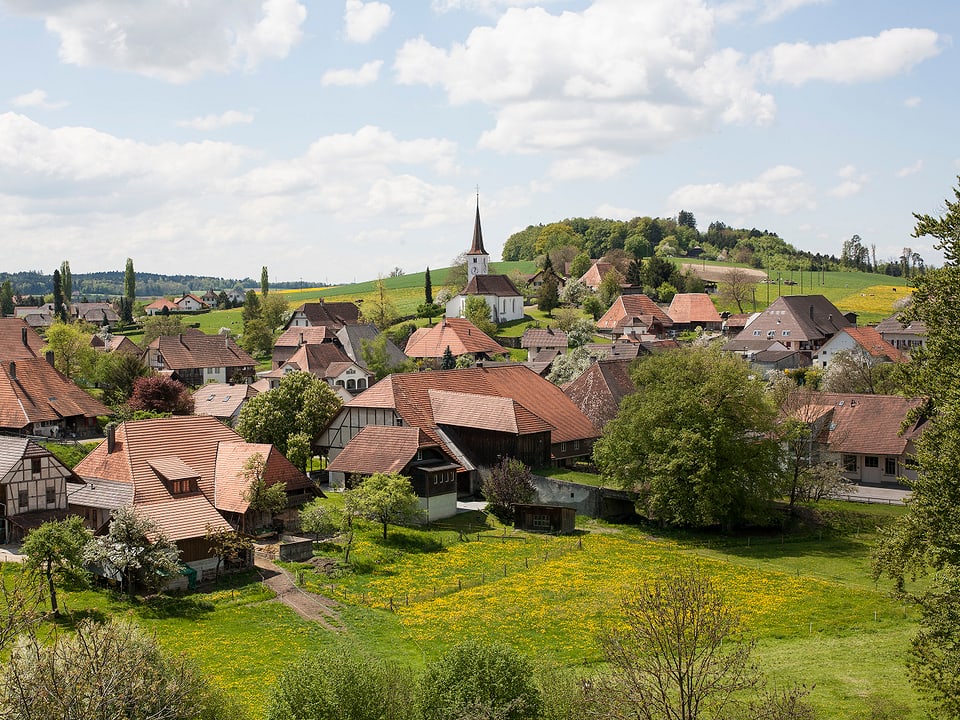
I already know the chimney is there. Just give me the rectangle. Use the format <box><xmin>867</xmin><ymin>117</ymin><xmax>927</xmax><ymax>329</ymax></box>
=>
<box><xmin>21</xmin><ymin>327</ymin><xmax>27</xmax><ymax>346</ymax></box>
<box><xmin>8</xmin><ymin>361</ymin><xmax>14</xmax><ymax>380</ymax></box>
<box><xmin>809</xmin><ymin>305</ymin><xmax>814</xmax><ymax>320</ymax></box>
<box><xmin>45</xmin><ymin>351</ymin><xmax>54</xmax><ymax>367</ymax></box>
<box><xmin>107</xmin><ymin>425</ymin><xmax>116</xmax><ymax>454</ymax></box>
<box><xmin>299</xmin><ymin>332</ymin><xmax>304</xmax><ymax>347</ymax></box>
<box><xmin>179</xmin><ymin>334</ymin><xmax>185</xmax><ymax>346</ymax></box>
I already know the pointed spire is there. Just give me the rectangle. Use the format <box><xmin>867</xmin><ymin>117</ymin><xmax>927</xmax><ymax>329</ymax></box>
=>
<box><xmin>467</xmin><ymin>193</ymin><xmax>487</xmax><ymax>256</ymax></box>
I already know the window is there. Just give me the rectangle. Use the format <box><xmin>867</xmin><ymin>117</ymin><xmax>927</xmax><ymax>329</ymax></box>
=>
<box><xmin>885</xmin><ymin>458</ymin><xmax>897</xmax><ymax>476</ymax></box>
<box><xmin>31</xmin><ymin>458</ymin><xmax>42</xmax><ymax>476</ymax></box>
<box><xmin>45</xmin><ymin>486</ymin><xmax>56</xmax><ymax>505</ymax></box>
<box><xmin>753</xmin><ymin>330</ymin><xmax>761</xmax><ymax>336</ymax></box>
<box><xmin>782</xmin><ymin>330</ymin><xmax>791</xmax><ymax>336</ymax></box>
<box><xmin>864</xmin><ymin>456</ymin><xmax>879</xmax><ymax>468</ymax></box>
<box><xmin>532</xmin><ymin>514</ymin><xmax>550</xmax><ymax>531</ymax></box>
<box><xmin>767</xmin><ymin>330</ymin><xmax>776</xmax><ymax>337</ymax></box>
<box><xmin>843</xmin><ymin>455</ymin><xmax>857</xmax><ymax>472</ymax></box>
<box><xmin>18</xmin><ymin>490</ymin><xmax>28</xmax><ymax>509</ymax></box>
<box><xmin>170</xmin><ymin>479</ymin><xmax>195</xmax><ymax>495</ymax></box>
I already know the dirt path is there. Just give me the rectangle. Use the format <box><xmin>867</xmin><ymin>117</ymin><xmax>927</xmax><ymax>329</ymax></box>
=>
<box><xmin>254</xmin><ymin>554</ymin><xmax>343</xmax><ymax>632</ymax></box>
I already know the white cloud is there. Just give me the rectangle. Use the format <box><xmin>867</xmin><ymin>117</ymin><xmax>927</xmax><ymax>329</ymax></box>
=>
<box><xmin>344</xmin><ymin>0</ymin><xmax>393</xmax><ymax>43</ymax></box>
<box><xmin>828</xmin><ymin>164</ymin><xmax>868</xmax><ymax>198</ymax></box>
<box><xmin>667</xmin><ymin>166</ymin><xmax>816</xmax><ymax>215</ymax></box>
<box><xmin>321</xmin><ymin>60</ymin><xmax>383</xmax><ymax>87</ymax></box>
<box><xmin>595</xmin><ymin>203</ymin><xmax>640</xmax><ymax>221</ymax></box>
<box><xmin>713</xmin><ymin>0</ymin><xmax>829</xmax><ymax>24</ymax></box>
<box><xmin>176</xmin><ymin>110</ymin><xmax>255</xmax><ymax>131</ymax></box>
<box><xmin>431</xmin><ymin>0</ymin><xmax>560</xmax><ymax>14</ymax></box>
<box><xmin>10</xmin><ymin>89</ymin><xmax>68</xmax><ymax>110</ymax></box>
<box><xmin>4</xmin><ymin>0</ymin><xmax>306</xmax><ymax>83</ymax></box>
<box><xmin>395</xmin><ymin>0</ymin><xmax>774</xmax><ymax>166</ymax></box>
<box><xmin>904</xmin><ymin>96</ymin><xmax>922</xmax><ymax>108</ymax></box>
<box><xmin>897</xmin><ymin>160</ymin><xmax>923</xmax><ymax>177</ymax></box>
<box><xmin>760</xmin><ymin>28</ymin><xmax>942</xmax><ymax>85</ymax></box>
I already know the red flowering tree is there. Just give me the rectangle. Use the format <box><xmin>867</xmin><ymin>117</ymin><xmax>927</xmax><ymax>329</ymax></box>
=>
<box><xmin>128</xmin><ymin>375</ymin><xmax>194</xmax><ymax>415</ymax></box>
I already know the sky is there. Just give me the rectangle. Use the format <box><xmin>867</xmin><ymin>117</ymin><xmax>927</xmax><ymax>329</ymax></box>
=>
<box><xmin>0</xmin><ymin>0</ymin><xmax>956</xmax><ymax>284</ymax></box>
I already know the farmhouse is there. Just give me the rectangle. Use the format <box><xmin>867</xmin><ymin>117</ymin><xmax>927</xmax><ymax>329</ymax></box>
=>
<box><xmin>783</xmin><ymin>391</ymin><xmax>925</xmax><ymax>486</ymax></box>
<box><xmin>317</xmin><ymin>365</ymin><xmax>599</xmax><ymax>506</ymax></box>
<box><xmin>875</xmin><ymin>315</ymin><xmax>927</xmax><ymax>355</ymax></box>
<box><xmin>563</xmin><ymin>358</ymin><xmax>637</xmax><ymax>430</ymax></box>
<box><xmin>284</xmin><ymin>299</ymin><xmax>361</xmax><ymax>330</ymax></box>
<box><xmin>72</xmin><ymin>416</ymin><xmax>316</xmax><ymax>579</ymax></box>
<box><xmin>578</xmin><ymin>261</ymin><xmax>618</xmax><ymax>291</ymax></box>
<box><xmin>596</xmin><ymin>294</ymin><xmax>673</xmax><ymax>338</ymax></box>
<box><xmin>666</xmin><ymin>293</ymin><xmax>722</xmax><ymax>331</ymax></box>
<box><xmin>520</xmin><ymin>328</ymin><xmax>568</xmax><ymax>361</ymax></box>
<box><xmin>272</xmin><ymin>326</ymin><xmax>333</xmax><ymax>368</ymax></box>
<box><xmin>404</xmin><ymin>317</ymin><xmax>508</xmax><ymax>364</ymax></box>
<box><xmin>143</xmin><ymin>328</ymin><xmax>256</xmax><ymax>386</ymax></box>
<box><xmin>812</xmin><ymin>327</ymin><xmax>906</xmax><ymax>369</ymax></box>
<box><xmin>0</xmin><ymin>320</ymin><xmax>46</xmax><ymax>361</ymax></box>
<box><xmin>0</xmin><ymin>437</ymin><xmax>77</xmax><ymax>543</ymax></box>
<box><xmin>265</xmin><ymin>344</ymin><xmax>373</xmax><ymax>394</ymax></box>
<box><xmin>725</xmin><ymin>295</ymin><xmax>852</xmax><ymax>358</ymax></box>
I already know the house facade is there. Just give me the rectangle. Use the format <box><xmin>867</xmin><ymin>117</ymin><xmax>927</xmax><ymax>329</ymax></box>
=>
<box><xmin>285</xmin><ymin>300</ymin><xmax>361</xmax><ymax>330</ymax></box>
<box><xmin>596</xmin><ymin>294</ymin><xmax>673</xmax><ymax>339</ymax></box>
<box><xmin>724</xmin><ymin>295</ymin><xmax>851</xmax><ymax>358</ymax></box>
<box><xmin>0</xmin><ymin>438</ymin><xmax>75</xmax><ymax>543</ymax></box>
<box><xmin>875</xmin><ymin>315</ymin><xmax>926</xmax><ymax>355</ymax></box>
<box><xmin>812</xmin><ymin>327</ymin><xmax>906</xmax><ymax>369</ymax></box>
<box><xmin>175</xmin><ymin>294</ymin><xmax>208</xmax><ymax>312</ymax></box>
<box><xmin>144</xmin><ymin>329</ymin><xmax>256</xmax><ymax>386</ymax></box>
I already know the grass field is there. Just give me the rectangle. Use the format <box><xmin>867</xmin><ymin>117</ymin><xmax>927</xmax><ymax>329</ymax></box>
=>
<box><xmin>23</xmin><ymin>498</ymin><xmax>920</xmax><ymax>720</ymax></box>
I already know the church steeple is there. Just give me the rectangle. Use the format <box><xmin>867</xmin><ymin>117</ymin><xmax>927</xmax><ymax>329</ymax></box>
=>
<box><xmin>466</xmin><ymin>193</ymin><xmax>489</xmax><ymax>281</ymax></box>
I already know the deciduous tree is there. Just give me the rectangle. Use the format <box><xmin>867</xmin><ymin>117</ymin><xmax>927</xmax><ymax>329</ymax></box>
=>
<box><xmin>141</xmin><ymin>314</ymin><xmax>184</xmax><ymax>344</ymax></box>
<box><xmin>348</xmin><ymin>472</ymin><xmax>423</xmax><ymax>540</ymax></box>
<box><xmin>21</xmin><ymin>516</ymin><xmax>91</xmax><ymax>617</ymax></box>
<box><xmin>719</xmin><ymin>267</ymin><xmax>757</xmax><ymax>313</ymax></box>
<box><xmin>362</xmin><ymin>277</ymin><xmax>399</xmax><ymax>330</ymax></box>
<box><xmin>261</xmin><ymin>265</ymin><xmax>269</xmax><ymax>296</ymax></box>
<box><xmin>299</xmin><ymin>498</ymin><xmax>339</xmax><ymax>541</ymax></box>
<box><xmin>236</xmin><ymin>370</ymin><xmax>342</xmax><ymax>457</ymax></box>
<box><xmin>43</xmin><ymin>320</ymin><xmax>98</xmax><ymax>383</ymax></box>
<box><xmin>205</xmin><ymin>526</ymin><xmax>251</xmax><ymax>579</ymax></box>
<box><xmin>0</xmin><ymin>279</ymin><xmax>14</xmax><ymax>316</ymax></box>
<box><xmin>124</xmin><ymin>257</ymin><xmax>136</xmax><ymax>321</ymax></box>
<box><xmin>96</xmin><ymin>351</ymin><xmax>152</xmax><ymax>406</ymax></box>
<box><xmin>241</xmin><ymin>452</ymin><xmax>288</xmax><ymax>532</ymax></box>
<box><xmin>589</xmin><ymin>570</ymin><xmax>759</xmax><ymax>720</ymax></box>
<box><xmin>83</xmin><ymin>507</ymin><xmax>180</xmax><ymax>596</ymax></box>
<box><xmin>594</xmin><ymin>346</ymin><xmax>783</xmax><ymax>529</ymax></box>
<box><xmin>59</xmin><ymin>260</ymin><xmax>72</xmax><ymax>304</ymax></box>
<box><xmin>128</xmin><ymin>374</ymin><xmax>194</xmax><ymax>415</ymax></box>
<box><xmin>482</xmin><ymin>458</ymin><xmax>536</xmax><ymax>523</ymax></box>
<box><xmin>537</xmin><ymin>275</ymin><xmax>560</xmax><ymax>317</ymax></box>
<box><xmin>465</xmin><ymin>294</ymin><xmax>497</xmax><ymax>336</ymax></box>
<box><xmin>261</xmin><ymin>293</ymin><xmax>291</xmax><ymax>332</ymax></box>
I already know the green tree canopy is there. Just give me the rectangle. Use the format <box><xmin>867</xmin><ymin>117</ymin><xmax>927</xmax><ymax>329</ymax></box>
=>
<box><xmin>537</xmin><ymin>274</ymin><xmax>560</xmax><ymax>317</ymax></box>
<box><xmin>347</xmin><ymin>472</ymin><xmax>422</xmax><ymax>540</ymax></box>
<box><xmin>464</xmin><ymin>294</ymin><xmax>497</xmax><ymax>336</ymax></box>
<box><xmin>22</xmin><ymin>516</ymin><xmax>91</xmax><ymax>617</ymax></box>
<box><xmin>594</xmin><ymin>346</ymin><xmax>783</xmax><ymax>529</ymax></box>
<box><xmin>0</xmin><ymin>279</ymin><xmax>14</xmax><ymax>316</ymax></box>
<box><xmin>43</xmin><ymin>320</ymin><xmax>98</xmax><ymax>384</ymax></box>
<box><xmin>236</xmin><ymin>370</ymin><xmax>342</xmax><ymax>458</ymax></box>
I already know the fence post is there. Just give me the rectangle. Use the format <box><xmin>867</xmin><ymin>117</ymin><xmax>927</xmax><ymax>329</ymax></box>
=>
<box><xmin>458</xmin><ymin>578</ymin><xmax>462</xmax><ymax>591</ymax></box>
<box><xmin>503</xmin><ymin>564</ymin><xmax>507</xmax><ymax>577</ymax></box>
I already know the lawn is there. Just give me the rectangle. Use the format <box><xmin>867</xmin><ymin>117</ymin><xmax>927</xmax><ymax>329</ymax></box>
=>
<box><xmin>20</xmin><ymin>498</ymin><xmax>921</xmax><ymax>720</ymax></box>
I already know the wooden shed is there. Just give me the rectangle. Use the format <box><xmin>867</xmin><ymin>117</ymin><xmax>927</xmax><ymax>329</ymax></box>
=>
<box><xmin>513</xmin><ymin>503</ymin><xmax>576</xmax><ymax>535</ymax></box>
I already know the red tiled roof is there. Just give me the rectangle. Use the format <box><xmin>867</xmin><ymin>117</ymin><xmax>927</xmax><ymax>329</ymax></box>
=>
<box><xmin>428</xmin><ymin>389</ymin><xmax>554</xmax><ymax>435</ymax></box>
<box><xmin>597</xmin><ymin>295</ymin><xmax>673</xmax><ymax>330</ymax></box>
<box><xmin>0</xmin><ymin>357</ymin><xmax>111</xmax><ymax>430</ymax></box>
<box><xmin>343</xmin><ymin>366</ymin><xmax>598</xmax><ymax>461</ymax></box>
<box><xmin>192</xmin><ymin>382</ymin><xmax>257</xmax><ymax>419</ymax></box>
<box><xmin>564</xmin><ymin>358</ymin><xmax>637</xmax><ymax>430</ymax></box>
<box><xmin>274</xmin><ymin>326</ymin><xmax>332</xmax><ymax>347</ymax></box>
<box><xmin>579</xmin><ymin>261</ymin><xmax>616</xmax><ymax>289</ymax></box>
<box><xmin>842</xmin><ymin>327</ymin><xmax>908</xmax><ymax>362</ymax></box>
<box><xmin>145</xmin><ymin>298</ymin><xmax>179</xmax><ymax>311</ymax></box>
<box><xmin>521</xmin><ymin>328</ymin><xmax>568</xmax><ymax>350</ymax></box>
<box><xmin>214</xmin><ymin>442</ymin><xmax>310</xmax><ymax>514</ymax></box>
<box><xmin>667</xmin><ymin>293</ymin><xmax>721</xmax><ymax>325</ymax></box>
<box><xmin>137</xmin><ymin>495</ymin><xmax>232</xmax><ymax>542</ymax></box>
<box><xmin>328</xmin><ymin>425</ymin><xmax>435</xmax><ymax>475</ymax></box>
<box><xmin>0</xmin><ymin>318</ymin><xmax>45</xmax><ymax>361</ymax></box>
<box><xmin>404</xmin><ymin>317</ymin><xmax>507</xmax><ymax>358</ymax></box>
<box><xmin>282</xmin><ymin>344</ymin><xmax>356</xmax><ymax>377</ymax></box>
<box><xmin>148</xmin><ymin>329</ymin><xmax>256</xmax><ymax>372</ymax></box>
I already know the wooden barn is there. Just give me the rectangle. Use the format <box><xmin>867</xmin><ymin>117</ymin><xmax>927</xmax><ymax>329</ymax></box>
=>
<box><xmin>513</xmin><ymin>504</ymin><xmax>576</xmax><ymax>534</ymax></box>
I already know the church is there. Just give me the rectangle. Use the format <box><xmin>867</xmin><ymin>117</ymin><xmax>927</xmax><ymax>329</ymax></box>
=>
<box><xmin>444</xmin><ymin>201</ymin><xmax>525</xmax><ymax>323</ymax></box>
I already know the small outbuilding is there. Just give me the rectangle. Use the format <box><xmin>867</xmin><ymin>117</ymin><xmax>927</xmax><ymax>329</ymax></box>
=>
<box><xmin>513</xmin><ymin>503</ymin><xmax>576</xmax><ymax>535</ymax></box>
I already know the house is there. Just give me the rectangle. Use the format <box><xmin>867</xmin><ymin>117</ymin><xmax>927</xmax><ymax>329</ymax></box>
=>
<box><xmin>404</xmin><ymin>317</ymin><xmax>508</xmax><ymax>363</ymax></box>
<box><xmin>174</xmin><ymin>294</ymin><xmax>208</xmax><ymax>312</ymax></box>
<box><xmin>317</xmin><ymin>365</ymin><xmax>600</xmax><ymax>504</ymax></box>
<box><xmin>596</xmin><ymin>294</ymin><xmax>673</xmax><ymax>338</ymax></box>
<box><xmin>143</xmin><ymin>328</ymin><xmax>256</xmax><ymax>386</ymax></box>
<box><xmin>0</xmin><ymin>319</ymin><xmax>46</xmax><ymax>361</ymax></box>
<box><xmin>666</xmin><ymin>293</ymin><xmax>722</xmax><ymax>331</ymax></box>
<box><xmin>520</xmin><ymin>328</ymin><xmax>568</xmax><ymax>361</ymax></box>
<box><xmin>749</xmin><ymin>349</ymin><xmax>811</xmax><ymax>372</ymax></box>
<box><xmin>73</xmin><ymin>302</ymin><xmax>121</xmax><ymax>327</ymax></box>
<box><xmin>578</xmin><ymin>261</ymin><xmax>618</xmax><ymax>291</ymax></box>
<box><xmin>563</xmin><ymin>358</ymin><xmax>637</xmax><ymax>430</ymax></box>
<box><xmin>446</xmin><ymin>203</ymin><xmax>525</xmax><ymax>323</ymax></box>
<box><xmin>192</xmin><ymin>382</ymin><xmax>259</xmax><ymax>426</ymax></box>
<box><xmin>0</xmin><ymin>357</ymin><xmax>111</xmax><ymax>438</ymax></box>
<box><xmin>264</xmin><ymin>344</ymin><xmax>373</xmax><ymax>394</ymax></box>
<box><xmin>201</xmin><ymin>290</ymin><xmax>220</xmax><ymax>308</ymax></box>
<box><xmin>335</xmin><ymin>324</ymin><xmax>409</xmax><ymax>371</ymax></box>
<box><xmin>95</xmin><ymin>334</ymin><xmax>141</xmax><ymax>356</ymax></box>
<box><xmin>272</xmin><ymin>326</ymin><xmax>334</xmax><ymax>369</ymax></box>
<box><xmin>724</xmin><ymin>295</ymin><xmax>851</xmax><ymax>358</ymax></box>
<box><xmin>284</xmin><ymin>300</ymin><xmax>361</xmax><ymax>330</ymax></box>
<box><xmin>527</xmin><ymin>267</ymin><xmax>564</xmax><ymax>293</ymax></box>
<box><xmin>875</xmin><ymin>315</ymin><xmax>926</xmax><ymax>354</ymax></box>
<box><xmin>783</xmin><ymin>392</ymin><xmax>925</xmax><ymax>486</ymax></box>
<box><xmin>144</xmin><ymin>298</ymin><xmax>179</xmax><ymax>316</ymax></box>
<box><xmin>812</xmin><ymin>327</ymin><xmax>907</xmax><ymax>369</ymax></box>
<box><xmin>327</xmin><ymin>425</ymin><xmax>460</xmax><ymax>521</ymax></box>
<box><xmin>72</xmin><ymin>416</ymin><xmax>316</xmax><ymax>581</ymax></box>
<box><xmin>224</xmin><ymin>288</ymin><xmax>247</xmax><ymax>305</ymax></box>
<box><xmin>0</xmin><ymin>437</ymin><xmax>77</xmax><ymax>543</ymax></box>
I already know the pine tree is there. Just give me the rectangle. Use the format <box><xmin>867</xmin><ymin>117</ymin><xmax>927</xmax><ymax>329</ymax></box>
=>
<box><xmin>52</xmin><ymin>269</ymin><xmax>67</xmax><ymax>322</ymax></box>
<box><xmin>261</xmin><ymin>266</ymin><xmax>269</xmax><ymax>296</ymax></box>
<box><xmin>425</xmin><ymin>267</ymin><xmax>433</xmax><ymax>305</ymax></box>
<box><xmin>123</xmin><ymin>258</ymin><xmax>135</xmax><ymax>322</ymax></box>
<box><xmin>441</xmin><ymin>345</ymin><xmax>455</xmax><ymax>370</ymax></box>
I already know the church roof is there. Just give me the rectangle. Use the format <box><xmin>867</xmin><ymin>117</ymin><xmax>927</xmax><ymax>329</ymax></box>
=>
<box><xmin>466</xmin><ymin>201</ymin><xmax>487</xmax><ymax>256</ymax></box>
<box><xmin>462</xmin><ymin>274</ymin><xmax>521</xmax><ymax>297</ymax></box>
